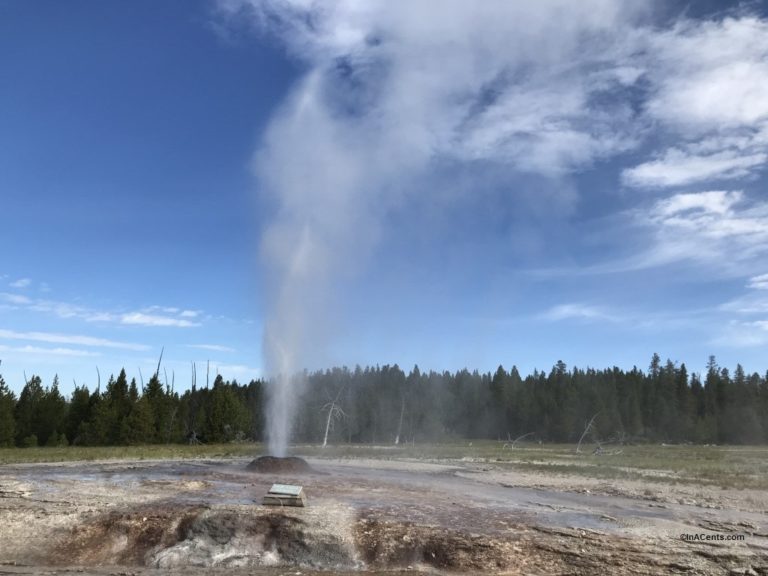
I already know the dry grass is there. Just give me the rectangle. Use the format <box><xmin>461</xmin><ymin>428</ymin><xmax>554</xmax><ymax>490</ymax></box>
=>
<box><xmin>299</xmin><ymin>441</ymin><xmax>768</xmax><ymax>490</ymax></box>
<box><xmin>0</xmin><ymin>443</ymin><xmax>263</xmax><ymax>465</ymax></box>
<box><xmin>2</xmin><ymin>441</ymin><xmax>766</xmax><ymax>490</ymax></box>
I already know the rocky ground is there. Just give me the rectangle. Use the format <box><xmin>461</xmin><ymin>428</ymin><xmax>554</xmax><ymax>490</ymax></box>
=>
<box><xmin>0</xmin><ymin>454</ymin><xmax>766</xmax><ymax>575</ymax></box>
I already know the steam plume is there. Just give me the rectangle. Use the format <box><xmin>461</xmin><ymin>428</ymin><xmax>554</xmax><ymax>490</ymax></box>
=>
<box><xmin>221</xmin><ymin>0</ymin><xmax>651</xmax><ymax>456</ymax></box>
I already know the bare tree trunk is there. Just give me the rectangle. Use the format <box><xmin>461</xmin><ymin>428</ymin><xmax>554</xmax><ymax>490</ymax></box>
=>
<box><xmin>154</xmin><ymin>347</ymin><xmax>164</xmax><ymax>379</ymax></box>
<box><xmin>321</xmin><ymin>383</ymin><xmax>347</xmax><ymax>448</ymax></box>
<box><xmin>576</xmin><ymin>412</ymin><xmax>600</xmax><ymax>453</ymax></box>
<box><xmin>394</xmin><ymin>395</ymin><xmax>406</xmax><ymax>445</ymax></box>
<box><xmin>322</xmin><ymin>402</ymin><xmax>334</xmax><ymax>448</ymax></box>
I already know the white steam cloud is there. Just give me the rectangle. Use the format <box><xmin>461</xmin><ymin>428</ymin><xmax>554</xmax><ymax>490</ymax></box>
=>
<box><xmin>217</xmin><ymin>1</ymin><xmax>768</xmax><ymax>455</ymax></box>
<box><xmin>221</xmin><ymin>0</ymin><xmax>650</xmax><ymax>456</ymax></box>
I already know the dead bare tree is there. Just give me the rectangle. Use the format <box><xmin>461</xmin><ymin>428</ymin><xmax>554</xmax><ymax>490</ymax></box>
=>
<box><xmin>394</xmin><ymin>394</ymin><xmax>406</xmax><ymax>445</ymax></box>
<box><xmin>591</xmin><ymin>434</ymin><xmax>625</xmax><ymax>456</ymax></box>
<box><xmin>163</xmin><ymin>366</ymin><xmax>177</xmax><ymax>444</ymax></box>
<box><xmin>321</xmin><ymin>383</ymin><xmax>347</xmax><ymax>448</ymax></box>
<box><xmin>503</xmin><ymin>431</ymin><xmax>535</xmax><ymax>450</ymax></box>
<box><xmin>154</xmin><ymin>347</ymin><xmax>164</xmax><ymax>379</ymax></box>
<box><xmin>576</xmin><ymin>412</ymin><xmax>600</xmax><ymax>454</ymax></box>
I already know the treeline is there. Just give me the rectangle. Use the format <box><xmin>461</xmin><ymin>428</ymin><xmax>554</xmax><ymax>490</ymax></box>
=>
<box><xmin>0</xmin><ymin>354</ymin><xmax>766</xmax><ymax>447</ymax></box>
<box><xmin>0</xmin><ymin>368</ymin><xmax>263</xmax><ymax>448</ymax></box>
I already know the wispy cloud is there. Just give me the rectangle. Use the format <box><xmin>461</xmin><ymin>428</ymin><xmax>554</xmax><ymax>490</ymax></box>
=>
<box><xmin>0</xmin><ymin>328</ymin><xmax>149</xmax><ymax>351</ymax></box>
<box><xmin>626</xmin><ymin>190</ymin><xmax>768</xmax><ymax>272</ymax></box>
<box><xmin>120</xmin><ymin>312</ymin><xmax>200</xmax><ymax>328</ymax></box>
<box><xmin>0</xmin><ymin>292</ymin><xmax>203</xmax><ymax>328</ymax></box>
<box><xmin>713</xmin><ymin>274</ymin><xmax>768</xmax><ymax>347</ymax></box>
<box><xmin>9</xmin><ymin>278</ymin><xmax>31</xmax><ymax>289</ymax></box>
<box><xmin>748</xmin><ymin>273</ymin><xmax>768</xmax><ymax>290</ymax></box>
<box><xmin>624</xmin><ymin>16</ymin><xmax>768</xmax><ymax>189</ymax></box>
<box><xmin>0</xmin><ymin>293</ymin><xmax>32</xmax><ymax>306</ymax></box>
<box><xmin>208</xmin><ymin>362</ymin><xmax>261</xmax><ymax>380</ymax></box>
<box><xmin>540</xmin><ymin>303</ymin><xmax>617</xmax><ymax>322</ymax></box>
<box><xmin>711</xmin><ymin>320</ymin><xmax>768</xmax><ymax>348</ymax></box>
<box><xmin>187</xmin><ymin>344</ymin><xmax>236</xmax><ymax>353</ymax></box>
<box><xmin>0</xmin><ymin>344</ymin><xmax>100</xmax><ymax>357</ymax></box>
<box><xmin>221</xmin><ymin>0</ymin><xmax>650</xmax><ymax>179</ymax></box>
<box><xmin>720</xmin><ymin>294</ymin><xmax>768</xmax><ymax>315</ymax></box>
<box><xmin>623</xmin><ymin>149</ymin><xmax>766</xmax><ymax>189</ymax></box>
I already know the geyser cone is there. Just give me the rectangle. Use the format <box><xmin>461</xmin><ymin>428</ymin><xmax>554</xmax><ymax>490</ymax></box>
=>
<box><xmin>246</xmin><ymin>455</ymin><xmax>313</xmax><ymax>474</ymax></box>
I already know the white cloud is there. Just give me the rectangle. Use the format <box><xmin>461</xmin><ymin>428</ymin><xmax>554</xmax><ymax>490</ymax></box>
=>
<box><xmin>9</xmin><ymin>278</ymin><xmax>31</xmax><ymax>289</ymax></box>
<box><xmin>645</xmin><ymin>17</ymin><xmax>768</xmax><ymax>131</ymax></box>
<box><xmin>221</xmin><ymin>0</ymin><xmax>650</xmax><ymax>177</ymax></box>
<box><xmin>0</xmin><ymin>344</ymin><xmax>100</xmax><ymax>357</ymax></box>
<box><xmin>120</xmin><ymin>312</ymin><xmax>199</xmax><ymax>328</ymax></box>
<box><xmin>624</xmin><ymin>16</ymin><xmax>768</xmax><ymax>189</ymax></box>
<box><xmin>541</xmin><ymin>303</ymin><xmax>616</xmax><ymax>322</ymax></box>
<box><xmin>630</xmin><ymin>190</ymin><xmax>768</xmax><ymax>270</ymax></box>
<box><xmin>208</xmin><ymin>362</ymin><xmax>261</xmax><ymax>380</ymax></box>
<box><xmin>0</xmin><ymin>328</ymin><xmax>149</xmax><ymax>351</ymax></box>
<box><xmin>0</xmin><ymin>292</ymin><xmax>204</xmax><ymax>328</ymax></box>
<box><xmin>0</xmin><ymin>292</ymin><xmax>32</xmax><ymax>305</ymax></box>
<box><xmin>652</xmin><ymin>190</ymin><xmax>742</xmax><ymax>218</ymax></box>
<box><xmin>623</xmin><ymin>149</ymin><xmax>766</xmax><ymax>188</ymax></box>
<box><xmin>713</xmin><ymin>267</ymin><xmax>768</xmax><ymax>348</ymax></box>
<box><xmin>187</xmin><ymin>344</ymin><xmax>236</xmax><ymax>353</ymax></box>
<box><xmin>720</xmin><ymin>293</ymin><xmax>768</xmax><ymax>315</ymax></box>
<box><xmin>711</xmin><ymin>320</ymin><xmax>768</xmax><ymax>348</ymax></box>
<box><xmin>748</xmin><ymin>273</ymin><xmax>768</xmax><ymax>290</ymax></box>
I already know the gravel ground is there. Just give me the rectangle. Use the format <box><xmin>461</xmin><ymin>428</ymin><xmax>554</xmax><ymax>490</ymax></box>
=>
<box><xmin>0</xmin><ymin>456</ymin><xmax>766</xmax><ymax>575</ymax></box>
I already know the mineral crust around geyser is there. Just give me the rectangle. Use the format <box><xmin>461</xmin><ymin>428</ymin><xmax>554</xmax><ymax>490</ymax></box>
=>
<box><xmin>246</xmin><ymin>455</ymin><xmax>314</xmax><ymax>474</ymax></box>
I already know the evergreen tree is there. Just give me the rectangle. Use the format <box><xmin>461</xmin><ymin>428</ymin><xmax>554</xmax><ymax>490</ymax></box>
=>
<box><xmin>15</xmin><ymin>375</ymin><xmax>44</xmax><ymax>446</ymax></box>
<box><xmin>206</xmin><ymin>375</ymin><xmax>250</xmax><ymax>442</ymax></box>
<box><xmin>37</xmin><ymin>376</ymin><xmax>67</xmax><ymax>446</ymax></box>
<box><xmin>120</xmin><ymin>396</ymin><xmax>155</xmax><ymax>445</ymax></box>
<box><xmin>65</xmin><ymin>385</ymin><xmax>91</xmax><ymax>445</ymax></box>
<box><xmin>0</xmin><ymin>372</ymin><xmax>16</xmax><ymax>447</ymax></box>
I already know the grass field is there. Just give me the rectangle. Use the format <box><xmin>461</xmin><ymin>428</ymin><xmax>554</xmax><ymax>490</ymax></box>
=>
<box><xmin>0</xmin><ymin>443</ymin><xmax>263</xmax><ymax>464</ymax></box>
<box><xmin>2</xmin><ymin>441</ymin><xmax>767</xmax><ymax>490</ymax></box>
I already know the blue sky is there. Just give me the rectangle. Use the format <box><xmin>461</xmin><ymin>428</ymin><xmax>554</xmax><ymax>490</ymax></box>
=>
<box><xmin>1</xmin><ymin>0</ymin><xmax>768</xmax><ymax>395</ymax></box>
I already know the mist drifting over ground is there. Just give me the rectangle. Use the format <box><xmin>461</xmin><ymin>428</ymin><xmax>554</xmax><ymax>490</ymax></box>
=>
<box><xmin>217</xmin><ymin>0</ymin><xmax>768</xmax><ymax>455</ymax></box>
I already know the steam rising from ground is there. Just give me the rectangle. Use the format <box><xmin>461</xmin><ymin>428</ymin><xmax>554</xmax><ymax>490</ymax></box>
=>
<box><xmin>217</xmin><ymin>0</ymin><xmax>768</xmax><ymax>455</ymax></box>
<box><xmin>224</xmin><ymin>0</ymin><xmax>649</xmax><ymax>456</ymax></box>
